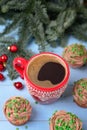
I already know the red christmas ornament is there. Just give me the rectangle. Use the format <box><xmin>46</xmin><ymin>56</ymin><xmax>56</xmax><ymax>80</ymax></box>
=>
<box><xmin>14</xmin><ymin>82</ymin><xmax>23</xmax><ymax>90</ymax></box>
<box><xmin>8</xmin><ymin>45</ymin><xmax>18</xmax><ymax>52</ymax></box>
<box><xmin>1</xmin><ymin>54</ymin><xmax>8</xmax><ymax>62</ymax></box>
<box><xmin>0</xmin><ymin>64</ymin><xmax>5</xmax><ymax>71</ymax></box>
<box><xmin>0</xmin><ymin>73</ymin><xmax>5</xmax><ymax>81</ymax></box>
<box><xmin>0</xmin><ymin>57</ymin><xmax>3</xmax><ymax>63</ymax></box>
<box><xmin>0</xmin><ymin>61</ymin><xmax>3</xmax><ymax>65</ymax></box>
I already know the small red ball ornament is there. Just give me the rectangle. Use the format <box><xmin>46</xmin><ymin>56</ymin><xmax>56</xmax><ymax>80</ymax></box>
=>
<box><xmin>0</xmin><ymin>61</ymin><xmax>3</xmax><ymax>65</ymax></box>
<box><xmin>0</xmin><ymin>57</ymin><xmax>3</xmax><ymax>63</ymax></box>
<box><xmin>8</xmin><ymin>45</ymin><xmax>18</xmax><ymax>52</ymax></box>
<box><xmin>0</xmin><ymin>73</ymin><xmax>5</xmax><ymax>81</ymax></box>
<box><xmin>14</xmin><ymin>82</ymin><xmax>23</xmax><ymax>90</ymax></box>
<box><xmin>0</xmin><ymin>64</ymin><xmax>5</xmax><ymax>71</ymax></box>
<box><xmin>1</xmin><ymin>54</ymin><xmax>8</xmax><ymax>62</ymax></box>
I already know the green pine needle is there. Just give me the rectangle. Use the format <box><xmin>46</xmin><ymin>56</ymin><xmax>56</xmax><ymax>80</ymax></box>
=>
<box><xmin>0</xmin><ymin>0</ymin><xmax>87</xmax><ymax>79</ymax></box>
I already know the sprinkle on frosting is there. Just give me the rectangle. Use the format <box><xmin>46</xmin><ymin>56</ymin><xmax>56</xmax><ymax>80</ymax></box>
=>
<box><xmin>63</xmin><ymin>44</ymin><xmax>87</xmax><ymax>68</ymax></box>
<box><xmin>50</xmin><ymin>110</ymin><xmax>82</xmax><ymax>130</ymax></box>
<box><xmin>16</xmin><ymin>128</ymin><xmax>19</xmax><ymax>130</ymax></box>
<box><xmin>25</xmin><ymin>125</ymin><xmax>28</xmax><ymax>129</ymax></box>
<box><xmin>4</xmin><ymin>96</ymin><xmax>32</xmax><ymax>125</ymax></box>
<box><xmin>71</xmin><ymin>44</ymin><xmax>85</xmax><ymax>56</ymax></box>
<box><xmin>73</xmin><ymin>78</ymin><xmax>87</xmax><ymax>108</ymax></box>
<box><xmin>35</xmin><ymin>101</ymin><xmax>38</xmax><ymax>104</ymax></box>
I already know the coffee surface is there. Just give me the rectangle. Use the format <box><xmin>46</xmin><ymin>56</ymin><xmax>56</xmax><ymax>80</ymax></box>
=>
<box><xmin>27</xmin><ymin>54</ymin><xmax>66</xmax><ymax>88</ymax></box>
<box><xmin>38</xmin><ymin>62</ymin><xmax>65</xmax><ymax>85</ymax></box>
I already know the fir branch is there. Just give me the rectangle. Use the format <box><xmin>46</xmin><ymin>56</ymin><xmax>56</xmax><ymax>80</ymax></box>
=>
<box><xmin>0</xmin><ymin>17</ymin><xmax>6</xmax><ymax>24</ymax></box>
<box><xmin>71</xmin><ymin>23</ymin><xmax>87</xmax><ymax>41</ymax></box>
<box><xmin>77</xmin><ymin>6</ymin><xmax>87</xmax><ymax>21</ymax></box>
<box><xmin>0</xmin><ymin>44</ymin><xmax>8</xmax><ymax>55</ymax></box>
<box><xmin>7</xmin><ymin>62</ymin><xmax>19</xmax><ymax>80</ymax></box>
<box><xmin>0</xmin><ymin>36</ymin><xmax>16</xmax><ymax>44</ymax></box>
<box><xmin>67</xmin><ymin>0</ymin><xmax>83</xmax><ymax>7</ymax></box>
<box><xmin>59</xmin><ymin>34</ymin><xmax>69</xmax><ymax>47</ymax></box>
<box><xmin>6</xmin><ymin>48</ymin><xmax>34</xmax><ymax>80</ymax></box>
<box><xmin>46</xmin><ymin>20</ymin><xmax>59</xmax><ymax>41</ymax></box>
<box><xmin>28</xmin><ymin>14</ymin><xmax>46</xmax><ymax>46</ymax></box>
<box><xmin>18</xmin><ymin>16</ymin><xmax>33</xmax><ymax>48</ymax></box>
<box><xmin>0</xmin><ymin>43</ymin><xmax>34</xmax><ymax>80</ymax></box>
<box><xmin>0</xmin><ymin>13</ymin><xmax>22</xmax><ymax>36</ymax></box>
<box><xmin>46</xmin><ymin>1</ymin><xmax>67</xmax><ymax>12</ymax></box>
<box><xmin>0</xmin><ymin>0</ymin><xmax>87</xmax><ymax>80</ymax></box>
<box><xmin>5</xmin><ymin>0</ymin><xmax>29</xmax><ymax>11</ymax></box>
<box><xmin>0</xmin><ymin>0</ymin><xmax>29</xmax><ymax>12</ymax></box>
<box><xmin>24</xmin><ymin>0</ymin><xmax>35</xmax><ymax>14</ymax></box>
<box><xmin>0</xmin><ymin>0</ymin><xmax>8</xmax><ymax>6</ymax></box>
<box><xmin>46</xmin><ymin>0</ymin><xmax>82</xmax><ymax>13</ymax></box>
<box><xmin>62</xmin><ymin>8</ymin><xmax>76</xmax><ymax>29</ymax></box>
<box><xmin>46</xmin><ymin>8</ymin><xmax>76</xmax><ymax>42</ymax></box>
<box><xmin>34</xmin><ymin>1</ymin><xmax>49</xmax><ymax>24</ymax></box>
<box><xmin>0</xmin><ymin>11</ymin><xmax>15</xmax><ymax>20</ymax></box>
<box><xmin>18</xmin><ymin>48</ymin><xmax>34</xmax><ymax>59</ymax></box>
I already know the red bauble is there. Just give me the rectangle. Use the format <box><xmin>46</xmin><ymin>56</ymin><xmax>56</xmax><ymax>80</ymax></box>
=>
<box><xmin>0</xmin><ymin>57</ymin><xmax>2</xmax><ymax>63</ymax></box>
<box><xmin>0</xmin><ymin>61</ymin><xmax>3</xmax><ymax>65</ymax></box>
<box><xmin>0</xmin><ymin>73</ymin><xmax>5</xmax><ymax>81</ymax></box>
<box><xmin>0</xmin><ymin>64</ymin><xmax>5</xmax><ymax>71</ymax></box>
<box><xmin>8</xmin><ymin>45</ymin><xmax>18</xmax><ymax>52</ymax></box>
<box><xmin>14</xmin><ymin>82</ymin><xmax>23</xmax><ymax>90</ymax></box>
<box><xmin>1</xmin><ymin>54</ymin><xmax>8</xmax><ymax>62</ymax></box>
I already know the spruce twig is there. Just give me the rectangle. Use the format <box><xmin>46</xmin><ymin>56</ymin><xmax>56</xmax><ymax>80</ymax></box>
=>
<box><xmin>0</xmin><ymin>36</ymin><xmax>16</xmax><ymax>44</ymax></box>
<box><xmin>0</xmin><ymin>13</ymin><xmax>22</xmax><ymax>36</ymax></box>
<box><xmin>46</xmin><ymin>8</ymin><xmax>76</xmax><ymax>42</ymax></box>
<box><xmin>71</xmin><ymin>23</ymin><xmax>87</xmax><ymax>41</ymax></box>
<box><xmin>0</xmin><ymin>0</ymin><xmax>87</xmax><ymax>80</ymax></box>
<box><xmin>0</xmin><ymin>17</ymin><xmax>6</xmax><ymax>24</ymax></box>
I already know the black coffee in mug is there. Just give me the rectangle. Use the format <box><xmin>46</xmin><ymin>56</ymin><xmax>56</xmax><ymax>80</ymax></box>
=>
<box><xmin>38</xmin><ymin>61</ymin><xmax>65</xmax><ymax>85</ymax></box>
<box><xmin>27</xmin><ymin>54</ymin><xmax>66</xmax><ymax>88</ymax></box>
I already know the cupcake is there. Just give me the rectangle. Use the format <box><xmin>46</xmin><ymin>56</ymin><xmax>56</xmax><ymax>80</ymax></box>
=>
<box><xmin>3</xmin><ymin>96</ymin><xmax>32</xmax><ymax>125</ymax></box>
<box><xmin>63</xmin><ymin>44</ymin><xmax>87</xmax><ymax>68</ymax></box>
<box><xmin>73</xmin><ymin>78</ymin><xmax>87</xmax><ymax>108</ymax></box>
<box><xmin>49</xmin><ymin>110</ymin><xmax>82</xmax><ymax>130</ymax></box>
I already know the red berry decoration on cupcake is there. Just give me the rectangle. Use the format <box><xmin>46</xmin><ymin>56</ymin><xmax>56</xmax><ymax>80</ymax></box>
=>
<box><xmin>0</xmin><ymin>73</ymin><xmax>5</xmax><ymax>81</ymax></box>
<box><xmin>8</xmin><ymin>44</ymin><xmax>18</xmax><ymax>52</ymax></box>
<box><xmin>14</xmin><ymin>82</ymin><xmax>23</xmax><ymax>90</ymax></box>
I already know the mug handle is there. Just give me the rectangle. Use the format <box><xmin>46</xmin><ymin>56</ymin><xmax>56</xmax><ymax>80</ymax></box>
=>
<box><xmin>13</xmin><ymin>57</ymin><xmax>28</xmax><ymax>79</ymax></box>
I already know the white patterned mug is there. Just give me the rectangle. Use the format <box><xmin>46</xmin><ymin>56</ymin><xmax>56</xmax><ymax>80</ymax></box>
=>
<box><xmin>13</xmin><ymin>52</ymin><xmax>70</xmax><ymax>104</ymax></box>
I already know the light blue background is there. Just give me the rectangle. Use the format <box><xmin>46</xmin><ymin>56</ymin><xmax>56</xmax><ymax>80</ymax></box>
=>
<box><xmin>0</xmin><ymin>25</ymin><xmax>87</xmax><ymax>130</ymax></box>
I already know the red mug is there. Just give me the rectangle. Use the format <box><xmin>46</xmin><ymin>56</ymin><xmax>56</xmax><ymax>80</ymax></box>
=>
<box><xmin>13</xmin><ymin>52</ymin><xmax>70</xmax><ymax>104</ymax></box>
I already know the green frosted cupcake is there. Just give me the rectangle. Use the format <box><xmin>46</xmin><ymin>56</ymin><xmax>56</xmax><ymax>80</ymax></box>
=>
<box><xmin>49</xmin><ymin>110</ymin><xmax>82</xmax><ymax>130</ymax></box>
<box><xmin>4</xmin><ymin>96</ymin><xmax>32</xmax><ymax>125</ymax></box>
<box><xmin>73</xmin><ymin>78</ymin><xmax>87</xmax><ymax>108</ymax></box>
<box><xmin>63</xmin><ymin>44</ymin><xmax>87</xmax><ymax>68</ymax></box>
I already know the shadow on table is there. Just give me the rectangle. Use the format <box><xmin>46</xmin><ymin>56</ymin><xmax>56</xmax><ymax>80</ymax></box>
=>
<box><xmin>61</xmin><ymin>83</ymin><xmax>74</xmax><ymax>99</ymax></box>
<box><xmin>61</xmin><ymin>64</ymin><xmax>87</xmax><ymax>99</ymax></box>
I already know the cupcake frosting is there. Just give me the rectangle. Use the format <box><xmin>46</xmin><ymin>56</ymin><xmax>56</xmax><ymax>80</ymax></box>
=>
<box><xmin>63</xmin><ymin>44</ymin><xmax>87</xmax><ymax>68</ymax></box>
<box><xmin>4</xmin><ymin>96</ymin><xmax>32</xmax><ymax>125</ymax></box>
<box><xmin>73</xmin><ymin>78</ymin><xmax>87</xmax><ymax>108</ymax></box>
<box><xmin>50</xmin><ymin>110</ymin><xmax>82</xmax><ymax>130</ymax></box>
